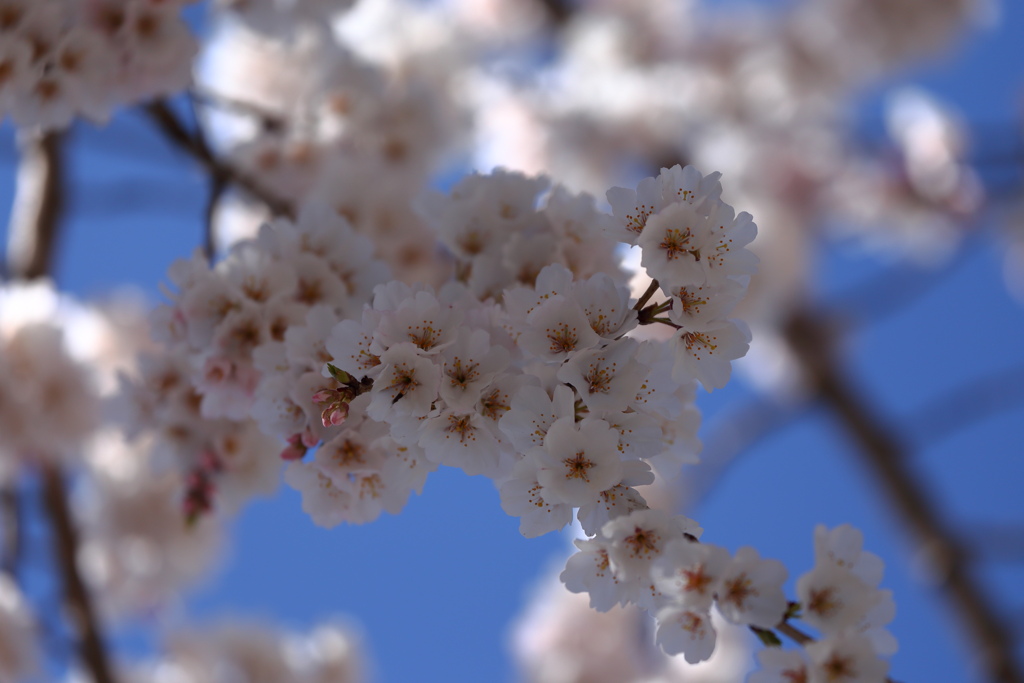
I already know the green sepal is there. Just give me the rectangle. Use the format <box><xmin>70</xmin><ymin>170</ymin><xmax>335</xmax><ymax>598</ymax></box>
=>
<box><xmin>326</xmin><ymin>363</ymin><xmax>353</xmax><ymax>385</ymax></box>
<box><xmin>750</xmin><ymin>626</ymin><xmax>782</xmax><ymax>648</ymax></box>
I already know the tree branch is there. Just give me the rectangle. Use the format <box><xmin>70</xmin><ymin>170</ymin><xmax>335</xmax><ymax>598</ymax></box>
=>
<box><xmin>4</xmin><ymin>132</ymin><xmax>65</xmax><ymax>281</ymax></box>
<box><xmin>41</xmin><ymin>463</ymin><xmax>118</xmax><ymax>683</ymax></box>
<box><xmin>784</xmin><ymin>309</ymin><xmax>1023</xmax><ymax>683</ymax></box>
<box><xmin>1</xmin><ymin>484</ymin><xmax>22</xmax><ymax>579</ymax></box>
<box><xmin>142</xmin><ymin>100</ymin><xmax>296</xmax><ymax>221</ymax></box>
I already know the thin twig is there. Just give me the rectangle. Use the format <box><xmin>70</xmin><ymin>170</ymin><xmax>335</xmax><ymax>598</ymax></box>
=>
<box><xmin>784</xmin><ymin>309</ymin><xmax>1023</xmax><ymax>683</ymax></box>
<box><xmin>41</xmin><ymin>463</ymin><xmax>118</xmax><ymax>683</ymax></box>
<box><xmin>634</xmin><ymin>278</ymin><xmax>661</xmax><ymax>311</ymax></box>
<box><xmin>142</xmin><ymin>100</ymin><xmax>296</xmax><ymax>220</ymax></box>
<box><xmin>190</xmin><ymin>93</ymin><xmax>228</xmax><ymax>261</ymax></box>
<box><xmin>4</xmin><ymin>132</ymin><xmax>65</xmax><ymax>280</ymax></box>
<box><xmin>776</xmin><ymin>621</ymin><xmax>813</xmax><ymax>646</ymax></box>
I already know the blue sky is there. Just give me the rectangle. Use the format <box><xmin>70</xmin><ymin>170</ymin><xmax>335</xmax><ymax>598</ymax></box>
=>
<box><xmin>2</xmin><ymin>2</ymin><xmax>1023</xmax><ymax>682</ymax></box>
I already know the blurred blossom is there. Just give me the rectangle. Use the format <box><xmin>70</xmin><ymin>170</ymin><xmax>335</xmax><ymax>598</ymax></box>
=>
<box><xmin>0</xmin><ymin>573</ymin><xmax>37</xmax><ymax>682</ymax></box>
<box><xmin>125</xmin><ymin>618</ymin><xmax>368</xmax><ymax>683</ymax></box>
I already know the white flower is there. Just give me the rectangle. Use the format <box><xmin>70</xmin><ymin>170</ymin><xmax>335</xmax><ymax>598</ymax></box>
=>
<box><xmin>535</xmin><ymin>418</ymin><xmax>623</xmax><ymax>507</ymax></box>
<box><xmin>605</xmin><ymin>174</ymin><xmax>661</xmax><ymax>245</ymax></box>
<box><xmin>498</xmin><ymin>384</ymin><xmax>575</xmax><ymax>454</ymax></box>
<box><xmin>573</xmin><ymin>272</ymin><xmax>636</xmax><ymax>339</ymax></box>
<box><xmin>560</xmin><ymin>537</ymin><xmax>621</xmax><ymax>612</ymax></box>
<box><xmin>797</xmin><ymin>563</ymin><xmax>877</xmax><ymax>635</ymax></box>
<box><xmin>653</xmin><ymin>604</ymin><xmax>717</xmax><ymax>663</ymax></box>
<box><xmin>326</xmin><ymin>309</ymin><xmax>383</xmax><ymax>379</ymax></box>
<box><xmin>575</xmin><ymin>483</ymin><xmax>648</xmax><ymax>537</ymax></box>
<box><xmin>373</xmin><ymin>289</ymin><xmax>460</xmax><ymax>355</ymax></box>
<box><xmin>715</xmin><ymin>546</ymin><xmax>788</xmax><ymax>629</ymax></box>
<box><xmin>418</xmin><ymin>409</ymin><xmax>502</xmax><ymax>477</ymax></box>
<box><xmin>657</xmin><ymin>165</ymin><xmax>723</xmax><ymax>210</ymax></box>
<box><xmin>284</xmin><ymin>461</ymin><xmax>355</xmax><ymax>529</ymax></box>
<box><xmin>749</xmin><ymin>648</ymin><xmax>809</xmax><ymax>683</ymax></box>
<box><xmin>438</xmin><ymin>329</ymin><xmax>509</xmax><ymax>413</ymax></box>
<box><xmin>806</xmin><ymin>633</ymin><xmax>889</xmax><ymax>683</ymax></box>
<box><xmin>366</xmin><ymin>342</ymin><xmax>440</xmax><ymax>420</ymax></box>
<box><xmin>637</xmin><ymin>202</ymin><xmax>710</xmax><ymax>289</ymax></box>
<box><xmin>652</xmin><ymin>539</ymin><xmax>731</xmax><ymax>611</ymax></box>
<box><xmin>556</xmin><ymin>338</ymin><xmax>648</xmax><ymax>413</ymax></box>
<box><xmin>667</xmin><ymin>278</ymin><xmax>745</xmax><ymax>329</ymax></box>
<box><xmin>637</xmin><ymin>197</ymin><xmax>757</xmax><ymax>290</ymax></box>
<box><xmin>669</xmin><ymin>319</ymin><xmax>751</xmax><ymax>390</ymax></box>
<box><xmin>518</xmin><ymin>294</ymin><xmax>601</xmax><ymax>363</ymax></box>
<box><xmin>814</xmin><ymin>524</ymin><xmax>886</xmax><ymax>588</ymax></box>
<box><xmin>498</xmin><ymin>454</ymin><xmax>573</xmax><ymax>537</ymax></box>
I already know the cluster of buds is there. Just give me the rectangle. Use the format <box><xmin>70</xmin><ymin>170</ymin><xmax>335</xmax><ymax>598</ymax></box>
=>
<box><xmin>311</xmin><ymin>364</ymin><xmax>375</xmax><ymax>429</ymax></box>
<box><xmin>183</xmin><ymin>450</ymin><xmax>223</xmax><ymax>525</ymax></box>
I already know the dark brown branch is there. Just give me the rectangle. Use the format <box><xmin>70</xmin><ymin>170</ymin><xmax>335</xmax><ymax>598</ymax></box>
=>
<box><xmin>776</xmin><ymin>621</ymin><xmax>813</xmax><ymax>646</ymax></box>
<box><xmin>1</xmin><ymin>484</ymin><xmax>22</xmax><ymax>579</ymax></box>
<box><xmin>189</xmin><ymin>87</ymin><xmax>286</xmax><ymax>133</ymax></box>
<box><xmin>633</xmin><ymin>278</ymin><xmax>661</xmax><ymax>311</ymax></box>
<box><xmin>535</xmin><ymin>0</ymin><xmax>575</xmax><ymax>27</ymax></box>
<box><xmin>41</xmin><ymin>464</ymin><xmax>118</xmax><ymax>683</ymax></box>
<box><xmin>784</xmin><ymin>309</ymin><xmax>1023</xmax><ymax>683</ymax></box>
<box><xmin>4</xmin><ymin>132</ymin><xmax>65</xmax><ymax>281</ymax></box>
<box><xmin>142</xmin><ymin>100</ymin><xmax>296</xmax><ymax>221</ymax></box>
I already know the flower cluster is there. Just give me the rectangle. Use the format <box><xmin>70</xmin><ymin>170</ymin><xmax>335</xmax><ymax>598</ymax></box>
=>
<box><xmin>113</xmin><ymin>202</ymin><xmax>387</xmax><ymax>517</ymax></box>
<box><xmin>750</xmin><ymin>525</ymin><xmax>896</xmax><ymax>683</ymax></box>
<box><xmin>125</xmin><ymin>618</ymin><xmax>367</xmax><ymax>683</ymax></box>
<box><xmin>0</xmin><ymin>0</ymin><xmax>197</xmax><ymax>130</ymax></box>
<box><xmin>606</xmin><ymin>165</ymin><xmax>757</xmax><ymax>390</ymax></box>
<box><xmin>560</xmin><ymin>507</ymin><xmax>789</xmax><ymax>664</ymax></box>
<box><xmin>419</xmin><ymin>169</ymin><xmax>625</xmax><ymax>300</ymax></box>
<box><xmin>286</xmin><ymin>169</ymin><xmax>727</xmax><ymax>537</ymax></box>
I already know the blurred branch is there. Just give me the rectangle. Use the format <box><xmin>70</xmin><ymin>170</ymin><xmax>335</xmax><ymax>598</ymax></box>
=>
<box><xmin>830</xmin><ymin>239</ymin><xmax>974</xmax><ymax>328</ymax></box>
<box><xmin>41</xmin><ymin>463</ymin><xmax>118</xmax><ymax>683</ymax></box>
<box><xmin>535</xmin><ymin>0</ymin><xmax>575</xmax><ymax>27</ymax></box>
<box><xmin>4</xmin><ymin>132</ymin><xmax>65</xmax><ymax>281</ymax></box>
<box><xmin>142</xmin><ymin>100</ymin><xmax>296</xmax><ymax>221</ymax></box>
<box><xmin>965</xmin><ymin>524</ymin><xmax>1024</xmax><ymax>564</ymax></box>
<box><xmin>189</xmin><ymin>94</ymin><xmax>225</xmax><ymax>262</ymax></box>
<box><xmin>1</xmin><ymin>485</ymin><xmax>21</xmax><ymax>579</ymax></box>
<box><xmin>189</xmin><ymin>87</ymin><xmax>285</xmax><ymax>133</ymax></box>
<box><xmin>784</xmin><ymin>309</ymin><xmax>1023</xmax><ymax>683</ymax></box>
<box><xmin>684</xmin><ymin>397</ymin><xmax>809</xmax><ymax>510</ymax></box>
<box><xmin>905</xmin><ymin>364</ymin><xmax>1024</xmax><ymax>447</ymax></box>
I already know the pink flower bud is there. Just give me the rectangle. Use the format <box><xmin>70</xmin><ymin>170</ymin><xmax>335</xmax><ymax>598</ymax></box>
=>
<box><xmin>280</xmin><ymin>443</ymin><xmax>306</xmax><ymax>461</ymax></box>
<box><xmin>311</xmin><ymin>389</ymin><xmax>334</xmax><ymax>404</ymax></box>
<box><xmin>301</xmin><ymin>429</ymin><xmax>320</xmax><ymax>448</ymax></box>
